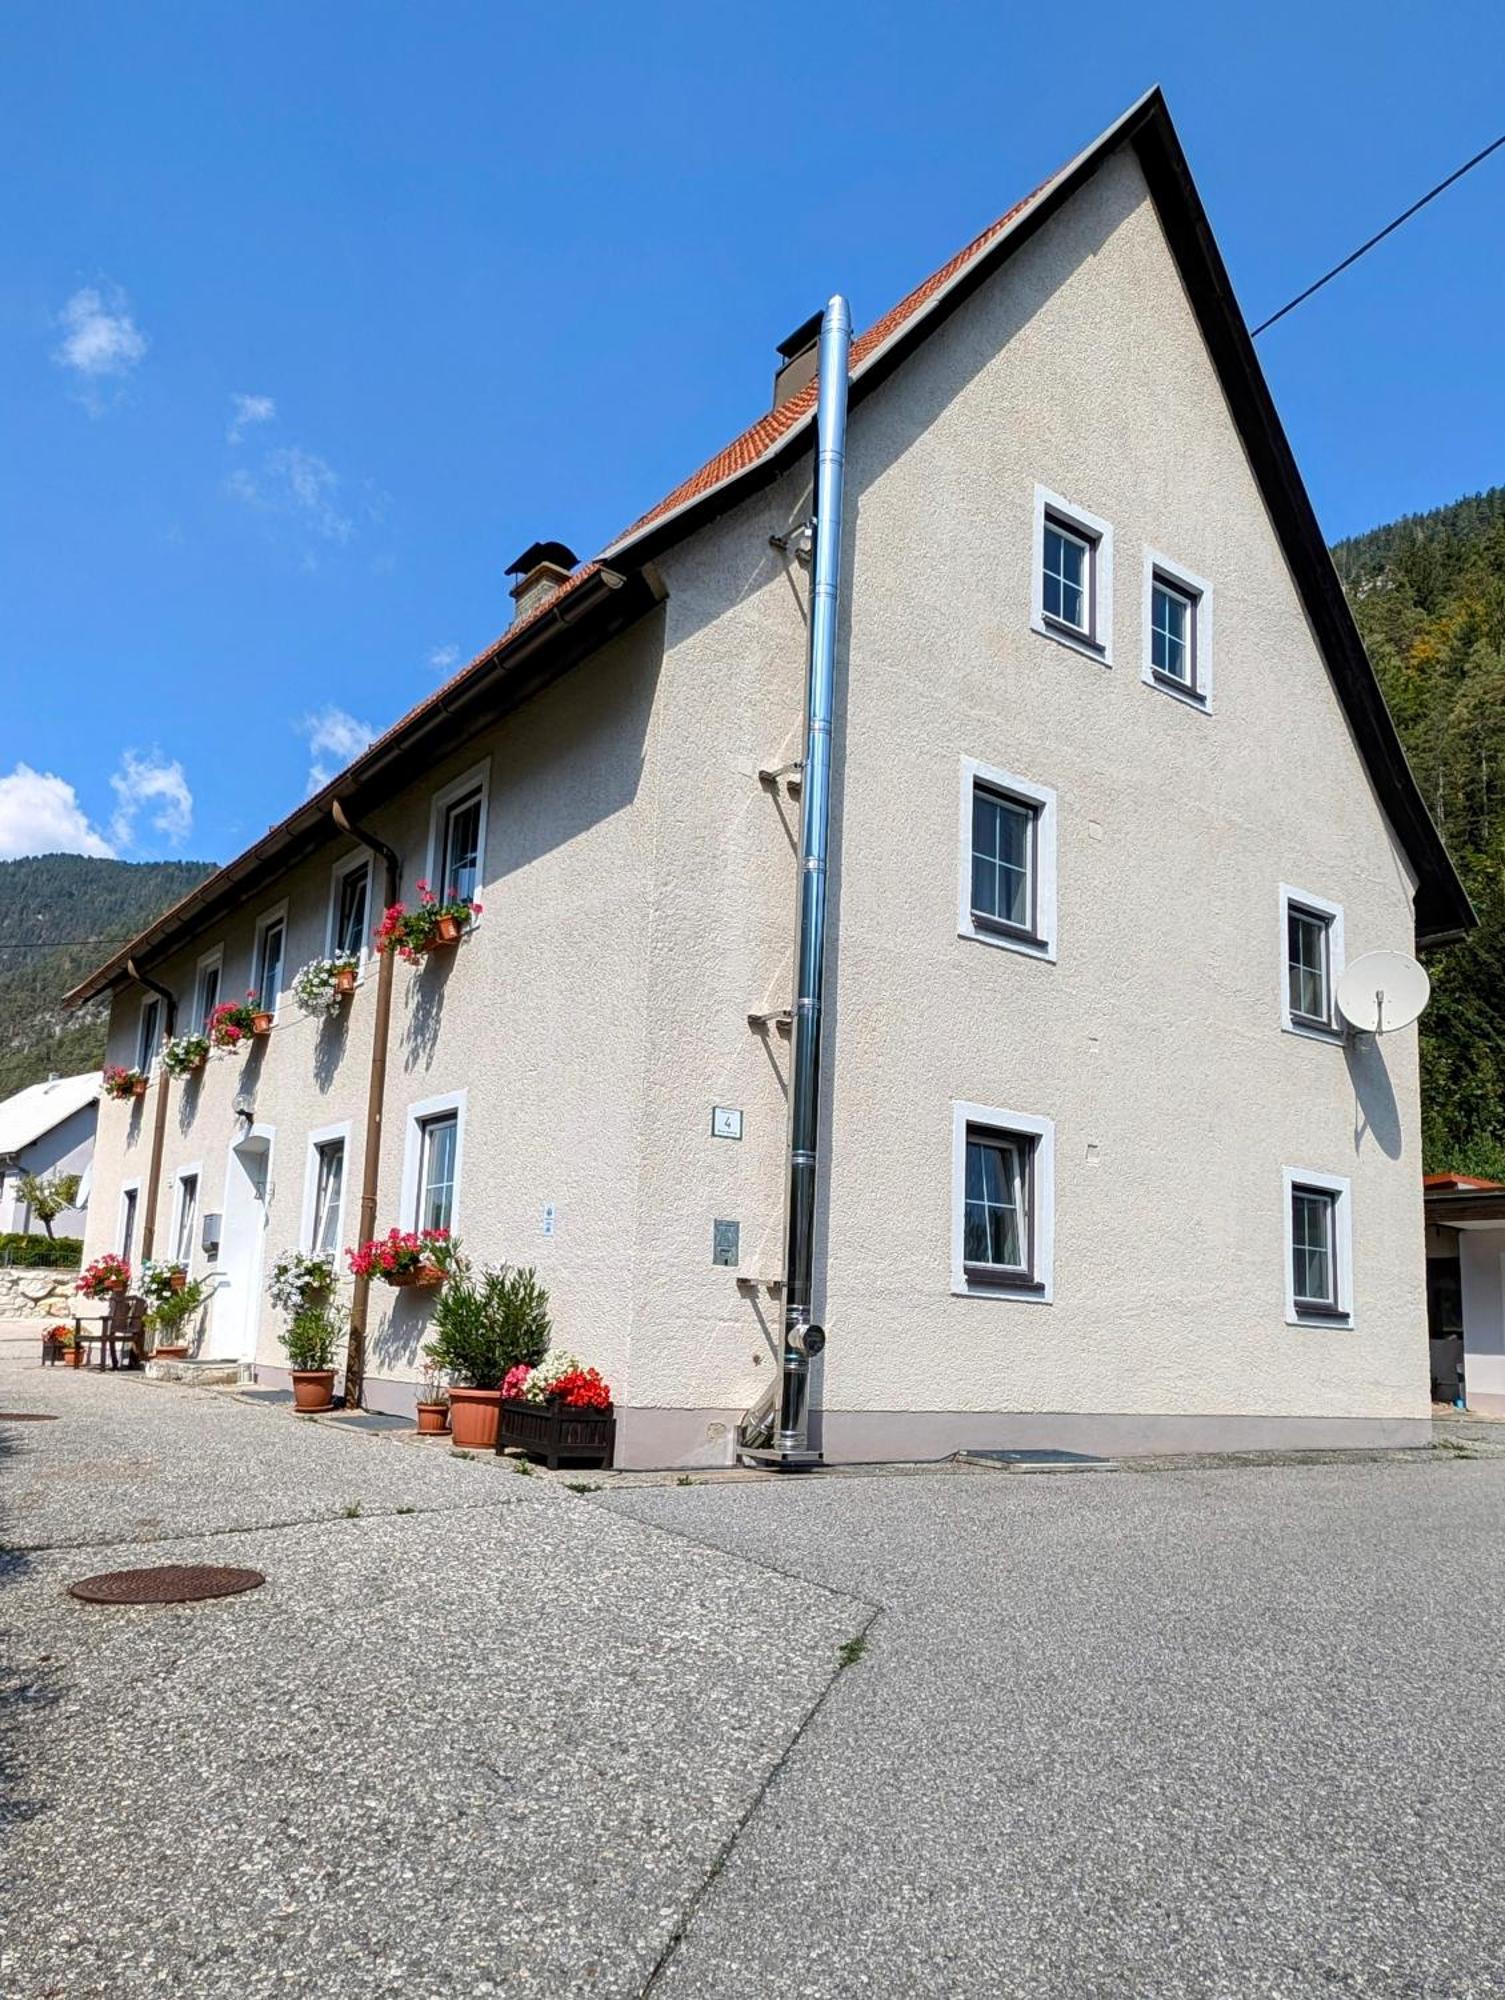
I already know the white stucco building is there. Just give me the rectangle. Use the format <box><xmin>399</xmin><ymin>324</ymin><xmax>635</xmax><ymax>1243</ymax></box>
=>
<box><xmin>70</xmin><ymin>92</ymin><xmax>1470</xmax><ymax>1465</ymax></box>
<box><xmin>0</xmin><ymin>1071</ymin><xmax>97</xmax><ymax>1240</ymax></box>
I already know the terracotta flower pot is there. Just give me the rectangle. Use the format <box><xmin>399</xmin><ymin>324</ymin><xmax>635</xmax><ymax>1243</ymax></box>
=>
<box><xmin>448</xmin><ymin>1386</ymin><xmax>501</xmax><ymax>1450</ymax></box>
<box><xmin>415</xmin><ymin>1400</ymin><xmax>450</xmax><ymax>1436</ymax></box>
<box><xmin>428</xmin><ymin>914</ymin><xmax>462</xmax><ymax>948</ymax></box>
<box><xmin>334</xmin><ymin>964</ymin><xmax>357</xmax><ymax>996</ymax></box>
<box><xmin>168</xmin><ymin>1271</ymin><xmax>187</xmax><ymax>1294</ymax></box>
<box><xmin>130</xmin><ymin>1077</ymin><xmax>149</xmax><ymax>1099</ymax></box>
<box><xmin>384</xmin><ymin>1263</ymin><xmax>444</xmax><ymax>1289</ymax></box>
<box><xmin>151</xmin><ymin>1343</ymin><xmax>189</xmax><ymax>1360</ymax></box>
<box><xmin>64</xmin><ymin>1346</ymin><xmax>85</xmax><ymax>1369</ymax></box>
<box><xmin>251</xmin><ymin>1011</ymin><xmax>274</xmax><ymax>1037</ymax></box>
<box><xmin>291</xmin><ymin>1368</ymin><xmax>336</xmax><ymax>1412</ymax></box>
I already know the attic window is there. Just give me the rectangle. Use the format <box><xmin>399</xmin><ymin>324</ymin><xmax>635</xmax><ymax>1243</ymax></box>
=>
<box><xmin>1031</xmin><ymin>487</ymin><xmax>1113</xmax><ymax>663</ymax></box>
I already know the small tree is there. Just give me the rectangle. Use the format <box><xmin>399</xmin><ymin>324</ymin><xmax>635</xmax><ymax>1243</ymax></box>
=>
<box><xmin>18</xmin><ymin>1171</ymin><xmax>81</xmax><ymax>1241</ymax></box>
<box><xmin>424</xmin><ymin>1259</ymin><xmax>550</xmax><ymax>1389</ymax></box>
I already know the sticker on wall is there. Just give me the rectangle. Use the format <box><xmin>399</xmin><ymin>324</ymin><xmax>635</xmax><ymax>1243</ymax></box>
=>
<box><xmin>711</xmin><ymin>1106</ymin><xmax>743</xmax><ymax>1141</ymax></box>
<box><xmin>541</xmin><ymin>1202</ymin><xmax>557</xmax><ymax>1238</ymax></box>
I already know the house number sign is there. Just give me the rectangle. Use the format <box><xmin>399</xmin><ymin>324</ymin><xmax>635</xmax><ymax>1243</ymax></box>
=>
<box><xmin>711</xmin><ymin>1106</ymin><xmax>743</xmax><ymax>1141</ymax></box>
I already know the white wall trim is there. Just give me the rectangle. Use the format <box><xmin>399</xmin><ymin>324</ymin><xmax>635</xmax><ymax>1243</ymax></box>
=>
<box><xmin>950</xmin><ymin>1101</ymin><xmax>1055</xmax><ymax>1302</ymax></box>
<box><xmin>300</xmin><ymin>1120</ymin><xmax>354</xmax><ymax>1254</ymax></box>
<box><xmin>1141</xmin><ymin>547</ymin><xmax>1214</xmax><ymax>713</ymax></box>
<box><xmin>250</xmin><ymin>899</ymin><xmax>291</xmax><ymax>1021</ymax></box>
<box><xmin>399</xmin><ymin>1089</ymin><xmax>468</xmax><ymax>1234</ymax></box>
<box><xmin>1282</xmin><ymin>1166</ymin><xmax>1354</xmax><ymax>1328</ymax></box>
<box><xmin>1278</xmin><ymin>882</ymin><xmax>1346</xmax><ymax>1041</ymax></box>
<box><xmin>956</xmin><ymin>757</ymin><xmax>1058</xmax><ymax>963</ymax></box>
<box><xmin>171</xmin><ymin>1160</ymin><xmax>203</xmax><ymax>1268</ymax></box>
<box><xmin>424</xmin><ymin>757</ymin><xmax>492</xmax><ymax>909</ymax></box>
<box><xmin>1030</xmin><ymin>484</ymin><xmax>1114</xmax><ymax>666</ymax></box>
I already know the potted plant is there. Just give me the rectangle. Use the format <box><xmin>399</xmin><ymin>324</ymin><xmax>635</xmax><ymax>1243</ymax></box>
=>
<box><xmin>209</xmin><ymin>998</ymin><xmax>258</xmax><ymax>1052</ymax></box>
<box><xmin>422</xmin><ymin>1258</ymin><xmax>550</xmax><ymax>1450</ymax></box>
<box><xmin>161</xmin><ymin>1032</ymin><xmax>210</xmax><ymax>1079</ymax></box>
<box><xmin>415</xmin><ymin>1362</ymin><xmax>450</xmax><ymax>1436</ymax></box>
<box><xmin>268</xmin><ymin>1248</ymin><xmax>335</xmax><ymax>1320</ymax></box>
<box><xmin>102</xmin><ymin>1064</ymin><xmax>147</xmax><ymax>1101</ymax></box>
<box><xmin>280</xmin><ymin>1300</ymin><xmax>343</xmax><ymax>1411</ymax></box>
<box><xmin>249</xmin><ymin>992</ymin><xmax>274</xmax><ymax>1036</ymax></box>
<box><xmin>347</xmin><ymin>1228</ymin><xmax>452</xmax><ymax>1289</ymax></box>
<box><xmin>290</xmin><ymin>956</ymin><xmax>359</xmax><ymax>1018</ymax></box>
<box><xmin>58</xmin><ymin>1326</ymin><xmax>87</xmax><ymax>1369</ymax></box>
<box><xmin>144</xmin><ymin>1276</ymin><xmax>209</xmax><ymax>1359</ymax></box>
<box><xmin>140</xmin><ymin>1259</ymin><xmax>189</xmax><ymax>1305</ymax></box>
<box><xmin>79</xmin><ymin>1252</ymin><xmax>131</xmax><ymax>1298</ymax></box>
<box><xmin>373</xmin><ymin>882</ymin><xmax>483</xmax><ymax>963</ymax></box>
<box><xmin>500</xmin><ymin>1353</ymin><xmax>617</xmax><ymax>1469</ymax></box>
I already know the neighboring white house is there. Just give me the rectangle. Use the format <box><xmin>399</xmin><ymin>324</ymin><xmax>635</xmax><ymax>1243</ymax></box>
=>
<box><xmin>0</xmin><ymin>1071</ymin><xmax>98</xmax><ymax>1239</ymax></box>
<box><xmin>1424</xmin><ymin>1176</ymin><xmax>1505</xmax><ymax>1413</ymax></box>
<box><xmin>68</xmin><ymin>91</ymin><xmax>1470</xmax><ymax>1464</ymax></box>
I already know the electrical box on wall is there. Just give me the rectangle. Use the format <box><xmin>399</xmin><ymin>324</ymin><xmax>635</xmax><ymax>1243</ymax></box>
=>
<box><xmin>712</xmin><ymin>1219</ymin><xmax>740</xmax><ymax>1267</ymax></box>
<box><xmin>201</xmin><ymin>1213</ymin><xmax>222</xmax><ymax>1256</ymax></box>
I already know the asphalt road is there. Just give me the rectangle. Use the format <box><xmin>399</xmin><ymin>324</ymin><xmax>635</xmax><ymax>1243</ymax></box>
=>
<box><xmin>5</xmin><ymin>1330</ymin><xmax>1504</xmax><ymax>1996</ymax></box>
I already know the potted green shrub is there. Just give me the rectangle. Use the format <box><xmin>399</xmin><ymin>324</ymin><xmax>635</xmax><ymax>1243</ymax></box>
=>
<box><xmin>281</xmin><ymin>1301</ymin><xmax>344</xmax><ymax>1411</ymax></box>
<box><xmin>422</xmin><ymin>1259</ymin><xmax>550</xmax><ymax>1449</ymax></box>
<box><xmin>144</xmin><ymin>1276</ymin><xmax>209</xmax><ymax>1359</ymax></box>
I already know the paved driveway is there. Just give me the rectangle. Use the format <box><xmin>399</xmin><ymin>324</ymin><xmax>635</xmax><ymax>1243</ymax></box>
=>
<box><xmin>5</xmin><ymin>1327</ymin><xmax>1505</xmax><ymax>1997</ymax></box>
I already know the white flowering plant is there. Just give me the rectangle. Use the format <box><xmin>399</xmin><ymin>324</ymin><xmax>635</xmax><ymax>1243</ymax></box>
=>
<box><xmin>139</xmin><ymin>1259</ymin><xmax>189</xmax><ymax>1306</ymax></box>
<box><xmin>268</xmin><ymin>1248</ymin><xmax>335</xmax><ymax>1321</ymax></box>
<box><xmin>290</xmin><ymin>956</ymin><xmax>360</xmax><ymax>1019</ymax></box>
<box><xmin>161</xmin><ymin>1032</ymin><xmax>210</xmax><ymax>1078</ymax></box>
<box><xmin>519</xmin><ymin>1350</ymin><xmax>584</xmax><ymax>1403</ymax></box>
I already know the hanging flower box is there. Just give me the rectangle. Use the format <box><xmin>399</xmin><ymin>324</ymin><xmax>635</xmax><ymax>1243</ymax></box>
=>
<box><xmin>250</xmin><ymin>1010</ymin><xmax>274</xmax><ymax>1036</ymax></box>
<box><xmin>335</xmin><ymin>963</ymin><xmax>357</xmax><ymax>996</ymax></box>
<box><xmin>347</xmin><ymin>1228</ymin><xmax>453</xmax><ymax>1288</ymax></box>
<box><xmin>209</xmin><ymin>999</ymin><xmax>258</xmax><ymax>1052</ymax></box>
<box><xmin>102</xmin><ymin>1065</ymin><xmax>147</xmax><ymax>1101</ymax></box>
<box><xmin>497</xmin><ymin>1397</ymin><xmax>616</xmax><ymax>1469</ymax></box>
<box><xmin>79</xmin><ymin>1253</ymin><xmax>131</xmax><ymax>1298</ymax></box>
<box><xmin>291</xmin><ymin>957</ymin><xmax>358</xmax><ymax>1018</ymax></box>
<box><xmin>373</xmin><ymin>884</ymin><xmax>482</xmax><ymax>964</ymax></box>
<box><xmin>387</xmin><ymin>1263</ymin><xmax>445</xmax><ymax>1289</ymax></box>
<box><xmin>161</xmin><ymin>1033</ymin><xmax>210</xmax><ymax>1079</ymax></box>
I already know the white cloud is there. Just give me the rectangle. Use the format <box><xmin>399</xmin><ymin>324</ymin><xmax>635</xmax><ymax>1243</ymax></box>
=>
<box><xmin>53</xmin><ymin>286</ymin><xmax>148</xmax><ymax>387</ymax></box>
<box><xmin>228</xmin><ymin>444</ymin><xmax>353</xmax><ymax>545</ymax></box>
<box><xmin>299</xmin><ymin>705</ymin><xmax>374</xmax><ymax>791</ymax></box>
<box><xmin>0</xmin><ymin>765</ymin><xmax>116</xmax><ymax>860</ymax></box>
<box><xmin>227</xmin><ymin>392</ymin><xmax>276</xmax><ymax>444</ymax></box>
<box><xmin>109</xmin><ymin>751</ymin><xmax>194</xmax><ymax>850</ymax></box>
<box><xmin>428</xmin><ymin>645</ymin><xmax>459</xmax><ymax>675</ymax></box>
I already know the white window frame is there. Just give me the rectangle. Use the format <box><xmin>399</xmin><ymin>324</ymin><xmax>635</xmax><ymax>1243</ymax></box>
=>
<box><xmin>1141</xmin><ymin>549</ymin><xmax>1213</xmax><ymax>712</ymax></box>
<box><xmin>951</xmin><ymin>1101</ymin><xmax>1055</xmax><ymax>1302</ymax></box>
<box><xmin>1282</xmin><ymin>1167</ymin><xmax>1353</xmax><ymax>1328</ymax></box>
<box><xmin>194</xmin><ymin>946</ymin><xmax>224</xmax><ymax>1036</ymax></box>
<box><xmin>300</xmin><ymin>1120</ymin><xmax>353</xmax><ymax>1258</ymax></box>
<box><xmin>251</xmin><ymin>901</ymin><xmax>290</xmax><ymax>1021</ymax></box>
<box><xmin>400</xmin><ymin>1090</ymin><xmax>467</xmax><ymax>1236</ymax></box>
<box><xmin>326</xmin><ymin>851</ymin><xmax>374</xmax><ymax>968</ymax></box>
<box><xmin>425</xmin><ymin>759</ymin><xmax>491</xmax><ymax>915</ymax></box>
<box><xmin>118</xmin><ymin>1179</ymin><xmax>142</xmax><ymax>1262</ymax></box>
<box><xmin>136</xmin><ymin>994</ymin><xmax>163</xmax><ymax>1075</ymax></box>
<box><xmin>172</xmin><ymin>1162</ymin><xmax>202</xmax><ymax>1268</ymax></box>
<box><xmin>1279</xmin><ymin>884</ymin><xmax>1346</xmax><ymax>1041</ymax></box>
<box><xmin>957</xmin><ymin>758</ymin><xmax>1057</xmax><ymax>962</ymax></box>
<box><xmin>1031</xmin><ymin>486</ymin><xmax>1113</xmax><ymax>665</ymax></box>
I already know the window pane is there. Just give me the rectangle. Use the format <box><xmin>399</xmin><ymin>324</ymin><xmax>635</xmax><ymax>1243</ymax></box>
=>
<box><xmin>1292</xmin><ymin>1190</ymin><xmax>1336</xmax><ymax>1305</ymax></box>
<box><xmin>442</xmin><ymin>795</ymin><xmax>482</xmax><ymax>904</ymax></box>
<box><xmin>1151</xmin><ymin>583</ymin><xmax>1190</xmax><ymax>682</ymax></box>
<box><xmin>1043</xmin><ymin>524</ymin><xmax>1087</xmax><ymax>631</ymax></box>
<box><xmin>1287</xmin><ymin>909</ymin><xmax>1330</xmax><ymax>1022</ymax></box>
<box><xmin>313</xmin><ymin>1142</ymin><xmax>345</xmax><ymax>1256</ymax></box>
<box><xmin>964</xmin><ymin>1134</ymin><xmax>1026</xmax><ymax>1271</ymax></box>
<box><xmin>418</xmin><ymin>1114</ymin><xmax>458</xmax><ymax>1233</ymax></box>
<box><xmin>121</xmin><ymin>1189</ymin><xmax>137</xmax><ymax>1261</ymax></box>
<box><xmin>258</xmin><ymin>921</ymin><xmax>285</xmax><ymax>1006</ymax></box>
<box><xmin>198</xmin><ymin>963</ymin><xmax>220</xmax><ymax>1033</ymax></box>
<box><xmin>336</xmin><ymin>869</ymin><xmax>368</xmax><ymax>956</ymax></box>
<box><xmin>970</xmin><ymin>789</ymin><xmax>1033</xmax><ymax>930</ymax></box>
<box><xmin>175</xmin><ymin>1176</ymin><xmax>198</xmax><ymax>1264</ymax></box>
<box><xmin>138</xmin><ymin>998</ymin><xmax>160</xmax><ymax>1072</ymax></box>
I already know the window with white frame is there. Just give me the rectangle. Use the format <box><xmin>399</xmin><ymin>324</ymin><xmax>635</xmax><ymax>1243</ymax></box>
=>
<box><xmin>1284</xmin><ymin>1170</ymin><xmax>1352</xmax><ymax>1324</ymax></box>
<box><xmin>416</xmin><ymin>1112</ymin><xmax>458</xmax><ymax>1232</ymax></box>
<box><xmin>958</xmin><ymin>759</ymin><xmax>1057</xmax><ymax>960</ymax></box>
<box><xmin>120</xmin><ymin>1185</ymin><xmax>139</xmax><ymax>1262</ymax></box>
<box><xmin>137</xmin><ymin>996</ymin><xmax>162</xmax><ymax>1074</ymax></box>
<box><xmin>174</xmin><ymin>1172</ymin><xmax>199</xmax><ymax>1266</ymax></box>
<box><xmin>1142</xmin><ymin>552</ymin><xmax>1212</xmax><ymax>708</ymax></box>
<box><xmin>1032</xmin><ymin>488</ymin><xmax>1112</xmax><ymax>661</ymax></box>
<box><xmin>330</xmin><ymin>858</ymin><xmax>371</xmax><ymax>960</ymax></box>
<box><xmin>1280</xmin><ymin>885</ymin><xmax>1345</xmax><ymax>1037</ymax></box>
<box><xmin>253</xmin><ymin>911</ymin><xmax>286</xmax><ymax>1013</ymax></box>
<box><xmin>194</xmin><ymin>951</ymin><xmax>222</xmax><ymax>1034</ymax></box>
<box><xmin>310</xmin><ymin>1139</ymin><xmax>346</xmax><ymax>1257</ymax></box>
<box><xmin>951</xmin><ymin>1102</ymin><xmax>1054</xmax><ymax>1300</ymax></box>
<box><xmin>440</xmin><ymin>791</ymin><xmax>482</xmax><ymax>904</ymax></box>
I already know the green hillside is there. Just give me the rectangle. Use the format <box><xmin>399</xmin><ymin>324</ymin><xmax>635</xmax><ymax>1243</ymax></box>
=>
<box><xmin>0</xmin><ymin>856</ymin><xmax>216</xmax><ymax>1100</ymax></box>
<box><xmin>1334</xmin><ymin>486</ymin><xmax>1505</xmax><ymax>1178</ymax></box>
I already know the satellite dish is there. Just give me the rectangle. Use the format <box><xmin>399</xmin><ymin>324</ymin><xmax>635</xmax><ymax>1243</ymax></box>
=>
<box><xmin>1335</xmin><ymin>951</ymin><xmax>1431</xmax><ymax>1035</ymax></box>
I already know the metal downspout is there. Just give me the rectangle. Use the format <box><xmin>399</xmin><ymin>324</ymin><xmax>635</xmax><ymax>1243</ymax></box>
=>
<box><xmin>770</xmin><ymin>294</ymin><xmax>851</xmax><ymax>1465</ymax></box>
<box><xmin>331</xmin><ymin>799</ymin><xmax>401</xmax><ymax>1412</ymax></box>
<box><xmin>126</xmin><ymin>958</ymin><xmax>177</xmax><ymax>1262</ymax></box>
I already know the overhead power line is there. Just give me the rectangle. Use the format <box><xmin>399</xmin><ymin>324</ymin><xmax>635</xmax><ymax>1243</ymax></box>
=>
<box><xmin>1251</xmin><ymin>128</ymin><xmax>1505</xmax><ymax>337</ymax></box>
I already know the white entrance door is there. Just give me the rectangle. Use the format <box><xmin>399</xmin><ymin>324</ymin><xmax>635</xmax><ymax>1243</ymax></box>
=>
<box><xmin>210</xmin><ymin>1131</ymin><xmax>272</xmax><ymax>1362</ymax></box>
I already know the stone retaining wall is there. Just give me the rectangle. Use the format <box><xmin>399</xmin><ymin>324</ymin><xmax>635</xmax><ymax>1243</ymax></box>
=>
<box><xmin>0</xmin><ymin>1266</ymin><xmax>79</xmax><ymax>1320</ymax></box>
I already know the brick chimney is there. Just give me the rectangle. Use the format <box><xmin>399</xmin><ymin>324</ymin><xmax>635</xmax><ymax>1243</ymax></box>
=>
<box><xmin>506</xmin><ymin>540</ymin><xmax>579</xmax><ymax>623</ymax></box>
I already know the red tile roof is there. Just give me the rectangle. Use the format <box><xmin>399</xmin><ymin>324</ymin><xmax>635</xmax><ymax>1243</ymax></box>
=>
<box><xmin>1424</xmin><ymin>1174</ymin><xmax>1504</xmax><ymax>1191</ymax></box>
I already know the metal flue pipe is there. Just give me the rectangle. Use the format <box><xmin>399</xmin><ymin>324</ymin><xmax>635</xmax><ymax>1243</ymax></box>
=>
<box><xmin>775</xmin><ymin>294</ymin><xmax>851</xmax><ymax>1464</ymax></box>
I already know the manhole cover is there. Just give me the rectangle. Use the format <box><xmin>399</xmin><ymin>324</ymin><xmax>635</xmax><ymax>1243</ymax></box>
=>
<box><xmin>68</xmin><ymin>1564</ymin><xmax>266</xmax><ymax>1605</ymax></box>
<box><xmin>0</xmin><ymin>1412</ymin><xmax>59</xmax><ymax>1422</ymax></box>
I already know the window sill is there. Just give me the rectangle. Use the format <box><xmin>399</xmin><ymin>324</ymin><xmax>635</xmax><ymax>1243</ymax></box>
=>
<box><xmin>960</xmin><ymin>919</ymin><xmax>1055</xmax><ymax>963</ymax></box>
<box><xmin>1282</xmin><ymin>1016</ymin><xmax>1346</xmax><ymax>1045</ymax></box>
<box><xmin>1146</xmin><ymin>668</ymin><xmax>1210</xmax><ymax>713</ymax></box>
<box><xmin>1288</xmin><ymin>1305</ymin><xmax>1353</xmax><ymax>1328</ymax></box>
<box><xmin>1031</xmin><ymin>615</ymin><xmax>1111</xmax><ymax>668</ymax></box>
<box><xmin>957</xmin><ymin>1268</ymin><xmax>1049</xmax><ymax>1300</ymax></box>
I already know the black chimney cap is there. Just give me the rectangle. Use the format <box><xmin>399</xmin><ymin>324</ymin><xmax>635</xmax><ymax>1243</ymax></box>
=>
<box><xmin>506</xmin><ymin>540</ymin><xmax>579</xmax><ymax>578</ymax></box>
<box><xmin>775</xmin><ymin>311</ymin><xmax>823</xmax><ymax>362</ymax></box>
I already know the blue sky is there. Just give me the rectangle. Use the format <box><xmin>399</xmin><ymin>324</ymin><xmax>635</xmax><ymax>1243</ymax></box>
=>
<box><xmin>2</xmin><ymin>0</ymin><xmax>1502</xmax><ymax>867</ymax></box>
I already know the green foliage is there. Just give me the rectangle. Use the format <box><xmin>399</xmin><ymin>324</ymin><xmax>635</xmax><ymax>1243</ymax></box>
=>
<box><xmin>145</xmin><ymin>1277</ymin><xmax>210</xmax><ymax>1340</ymax></box>
<box><xmin>0</xmin><ymin>855</ymin><xmax>216</xmax><ymax>1101</ymax></box>
<box><xmin>281</xmin><ymin>1301</ymin><xmax>344</xmax><ymax>1371</ymax></box>
<box><xmin>16</xmin><ymin>1170</ymin><xmax>81</xmax><ymax>1238</ymax></box>
<box><xmin>423</xmin><ymin>1258</ymin><xmax>551</xmax><ymax>1389</ymax></box>
<box><xmin>1334</xmin><ymin>488</ymin><xmax>1505</xmax><ymax>1175</ymax></box>
<box><xmin>0</xmin><ymin>1232</ymin><xmax>82</xmax><ymax>1268</ymax></box>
